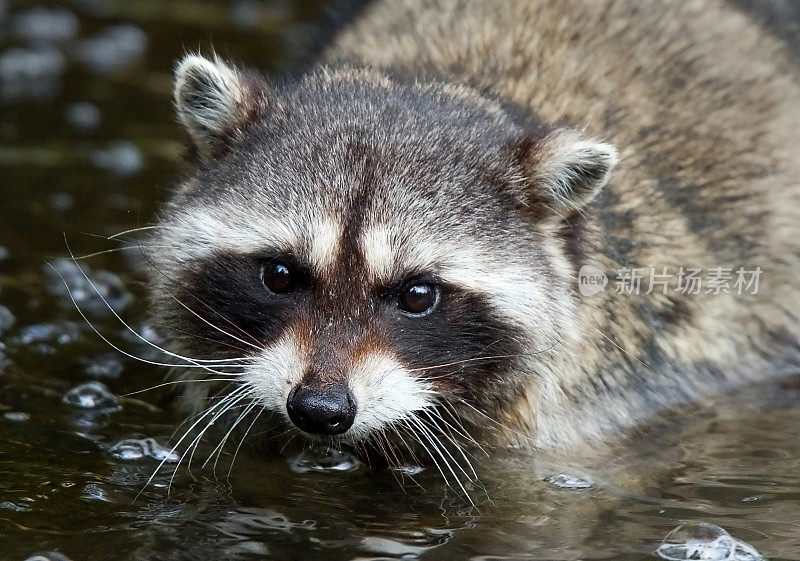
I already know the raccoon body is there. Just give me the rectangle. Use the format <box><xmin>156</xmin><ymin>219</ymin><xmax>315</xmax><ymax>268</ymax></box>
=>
<box><xmin>149</xmin><ymin>0</ymin><xmax>800</xmax><ymax>457</ymax></box>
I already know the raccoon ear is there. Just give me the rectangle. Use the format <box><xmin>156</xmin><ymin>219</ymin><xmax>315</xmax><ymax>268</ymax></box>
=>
<box><xmin>173</xmin><ymin>54</ymin><xmax>270</xmax><ymax>160</ymax></box>
<box><xmin>511</xmin><ymin>128</ymin><xmax>618</xmax><ymax>217</ymax></box>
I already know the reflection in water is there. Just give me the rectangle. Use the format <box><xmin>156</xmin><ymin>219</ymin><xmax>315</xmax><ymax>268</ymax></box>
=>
<box><xmin>1</xmin><ymin>1</ymin><xmax>800</xmax><ymax>560</ymax></box>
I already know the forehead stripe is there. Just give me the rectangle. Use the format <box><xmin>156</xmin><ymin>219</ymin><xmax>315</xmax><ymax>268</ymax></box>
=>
<box><xmin>171</xmin><ymin>207</ymin><xmax>343</xmax><ymax>271</ymax></box>
<box><xmin>361</xmin><ymin>225</ymin><xmax>395</xmax><ymax>278</ymax></box>
<box><xmin>307</xmin><ymin>218</ymin><xmax>342</xmax><ymax>271</ymax></box>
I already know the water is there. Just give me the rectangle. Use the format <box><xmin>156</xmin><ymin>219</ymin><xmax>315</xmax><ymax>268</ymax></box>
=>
<box><xmin>1</xmin><ymin>1</ymin><xmax>799</xmax><ymax>559</ymax></box>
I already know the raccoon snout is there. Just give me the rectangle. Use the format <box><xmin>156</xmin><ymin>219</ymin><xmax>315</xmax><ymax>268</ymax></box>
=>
<box><xmin>286</xmin><ymin>385</ymin><xmax>356</xmax><ymax>436</ymax></box>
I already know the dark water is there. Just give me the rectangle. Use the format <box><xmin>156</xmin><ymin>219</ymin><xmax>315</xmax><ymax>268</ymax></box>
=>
<box><xmin>2</xmin><ymin>1</ymin><xmax>800</xmax><ymax>560</ymax></box>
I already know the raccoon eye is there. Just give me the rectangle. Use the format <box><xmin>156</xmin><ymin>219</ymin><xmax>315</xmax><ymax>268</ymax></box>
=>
<box><xmin>262</xmin><ymin>261</ymin><xmax>293</xmax><ymax>294</ymax></box>
<box><xmin>398</xmin><ymin>283</ymin><xmax>439</xmax><ymax>316</ymax></box>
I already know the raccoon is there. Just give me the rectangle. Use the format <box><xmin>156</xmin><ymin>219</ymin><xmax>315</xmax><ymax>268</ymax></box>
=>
<box><xmin>147</xmin><ymin>0</ymin><xmax>800</xmax><ymax>466</ymax></box>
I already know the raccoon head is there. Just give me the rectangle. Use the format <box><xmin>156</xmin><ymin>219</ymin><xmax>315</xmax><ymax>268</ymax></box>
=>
<box><xmin>150</xmin><ymin>55</ymin><xmax>617</xmax><ymax>451</ymax></box>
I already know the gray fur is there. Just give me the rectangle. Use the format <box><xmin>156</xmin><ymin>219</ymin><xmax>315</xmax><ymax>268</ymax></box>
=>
<box><xmin>148</xmin><ymin>0</ymin><xmax>800</xmax><ymax>458</ymax></box>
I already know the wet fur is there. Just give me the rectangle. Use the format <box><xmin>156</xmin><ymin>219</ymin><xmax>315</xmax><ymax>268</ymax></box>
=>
<box><xmin>325</xmin><ymin>0</ymin><xmax>800</xmax><ymax>445</ymax></box>
<box><xmin>149</xmin><ymin>0</ymin><xmax>800</xmax><ymax>458</ymax></box>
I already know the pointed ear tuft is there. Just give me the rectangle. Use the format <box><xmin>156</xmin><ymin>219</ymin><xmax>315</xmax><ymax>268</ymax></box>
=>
<box><xmin>512</xmin><ymin>128</ymin><xmax>618</xmax><ymax>216</ymax></box>
<box><xmin>173</xmin><ymin>54</ymin><xmax>269</xmax><ymax>160</ymax></box>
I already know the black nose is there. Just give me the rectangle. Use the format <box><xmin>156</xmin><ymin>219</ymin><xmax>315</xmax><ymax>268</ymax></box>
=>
<box><xmin>286</xmin><ymin>386</ymin><xmax>356</xmax><ymax>435</ymax></box>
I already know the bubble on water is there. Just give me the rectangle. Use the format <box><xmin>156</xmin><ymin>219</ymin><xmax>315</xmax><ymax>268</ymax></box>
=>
<box><xmin>217</xmin><ymin>507</ymin><xmax>317</xmax><ymax>541</ymax></box>
<box><xmin>81</xmin><ymin>483</ymin><xmax>109</xmax><ymax>502</ymax></box>
<box><xmin>24</xmin><ymin>554</ymin><xmax>73</xmax><ymax>561</ymax></box>
<box><xmin>288</xmin><ymin>446</ymin><xmax>361</xmax><ymax>474</ymax></box>
<box><xmin>109</xmin><ymin>438</ymin><xmax>179</xmax><ymax>463</ymax></box>
<box><xmin>231</xmin><ymin>0</ymin><xmax>269</xmax><ymax>30</ymax></box>
<box><xmin>65</xmin><ymin>101</ymin><xmax>101</xmax><ymax>131</ymax></box>
<box><xmin>225</xmin><ymin>541</ymin><xmax>270</xmax><ymax>556</ymax></box>
<box><xmin>4</xmin><ymin>411</ymin><xmax>30</xmax><ymax>422</ymax></box>
<box><xmin>12</xmin><ymin>7</ymin><xmax>80</xmax><ymax>43</ymax></box>
<box><xmin>77</xmin><ymin>24</ymin><xmax>147</xmax><ymax>73</ymax></box>
<box><xmin>0</xmin><ymin>46</ymin><xmax>64</xmax><ymax>99</ymax></box>
<box><xmin>656</xmin><ymin>523</ymin><xmax>765</xmax><ymax>561</ymax></box>
<box><xmin>360</xmin><ymin>536</ymin><xmax>436</xmax><ymax>557</ymax></box>
<box><xmin>62</xmin><ymin>381</ymin><xmax>120</xmax><ymax>412</ymax></box>
<box><xmin>89</xmin><ymin>140</ymin><xmax>143</xmax><ymax>176</ymax></box>
<box><xmin>49</xmin><ymin>192</ymin><xmax>74</xmax><ymax>212</ymax></box>
<box><xmin>118</xmin><ymin>323</ymin><xmax>165</xmax><ymax>360</ymax></box>
<box><xmin>545</xmin><ymin>473</ymin><xmax>595</xmax><ymax>490</ymax></box>
<box><xmin>17</xmin><ymin>321</ymin><xmax>86</xmax><ymax>345</ymax></box>
<box><xmin>44</xmin><ymin>259</ymin><xmax>132</xmax><ymax>317</ymax></box>
<box><xmin>393</xmin><ymin>464</ymin><xmax>425</xmax><ymax>476</ymax></box>
<box><xmin>0</xmin><ymin>342</ymin><xmax>8</xmax><ymax>371</ymax></box>
<box><xmin>109</xmin><ymin>439</ymin><xmax>145</xmax><ymax>460</ymax></box>
<box><xmin>0</xmin><ymin>304</ymin><xmax>14</xmax><ymax>336</ymax></box>
<box><xmin>1</xmin><ymin>501</ymin><xmax>31</xmax><ymax>512</ymax></box>
<box><xmin>81</xmin><ymin>353</ymin><xmax>123</xmax><ymax>378</ymax></box>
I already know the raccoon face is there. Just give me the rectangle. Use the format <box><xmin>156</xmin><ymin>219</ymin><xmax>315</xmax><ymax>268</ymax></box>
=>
<box><xmin>150</xmin><ymin>55</ymin><xmax>617</xmax><ymax>447</ymax></box>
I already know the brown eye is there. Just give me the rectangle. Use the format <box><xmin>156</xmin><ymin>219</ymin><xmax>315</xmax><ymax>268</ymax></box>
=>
<box><xmin>398</xmin><ymin>283</ymin><xmax>439</xmax><ymax>315</ymax></box>
<box><xmin>262</xmin><ymin>261</ymin><xmax>293</xmax><ymax>294</ymax></box>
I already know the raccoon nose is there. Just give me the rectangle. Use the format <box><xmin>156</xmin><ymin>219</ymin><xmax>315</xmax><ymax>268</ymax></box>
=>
<box><xmin>286</xmin><ymin>386</ymin><xmax>356</xmax><ymax>435</ymax></box>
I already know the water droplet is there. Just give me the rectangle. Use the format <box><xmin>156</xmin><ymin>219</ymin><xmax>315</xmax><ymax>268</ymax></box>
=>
<box><xmin>11</xmin><ymin>7</ymin><xmax>80</xmax><ymax>43</ymax></box>
<box><xmin>81</xmin><ymin>353</ymin><xmax>123</xmax><ymax>378</ymax></box>
<box><xmin>393</xmin><ymin>464</ymin><xmax>425</xmax><ymax>476</ymax></box>
<box><xmin>77</xmin><ymin>24</ymin><xmax>147</xmax><ymax>73</ymax></box>
<box><xmin>49</xmin><ymin>192</ymin><xmax>74</xmax><ymax>212</ymax></box>
<box><xmin>24</xmin><ymin>555</ymin><xmax>72</xmax><ymax>561</ymax></box>
<box><xmin>288</xmin><ymin>446</ymin><xmax>361</xmax><ymax>474</ymax></box>
<box><xmin>0</xmin><ymin>304</ymin><xmax>15</xmax><ymax>336</ymax></box>
<box><xmin>231</xmin><ymin>0</ymin><xmax>264</xmax><ymax>30</ymax></box>
<box><xmin>545</xmin><ymin>473</ymin><xmax>595</xmax><ymax>490</ymax></box>
<box><xmin>89</xmin><ymin>140</ymin><xmax>143</xmax><ymax>176</ymax></box>
<box><xmin>360</xmin><ymin>536</ymin><xmax>436</xmax><ymax>557</ymax></box>
<box><xmin>81</xmin><ymin>483</ymin><xmax>109</xmax><ymax>502</ymax></box>
<box><xmin>0</xmin><ymin>46</ymin><xmax>64</xmax><ymax>99</ymax></box>
<box><xmin>1</xmin><ymin>501</ymin><xmax>31</xmax><ymax>512</ymax></box>
<box><xmin>64</xmin><ymin>102</ymin><xmax>101</xmax><ymax>131</ymax></box>
<box><xmin>18</xmin><ymin>321</ymin><xmax>86</xmax><ymax>345</ymax></box>
<box><xmin>109</xmin><ymin>438</ymin><xmax>178</xmax><ymax>463</ymax></box>
<box><xmin>44</xmin><ymin>259</ymin><xmax>132</xmax><ymax>317</ymax></box>
<box><xmin>62</xmin><ymin>381</ymin><xmax>120</xmax><ymax>412</ymax></box>
<box><xmin>656</xmin><ymin>523</ymin><xmax>765</xmax><ymax>561</ymax></box>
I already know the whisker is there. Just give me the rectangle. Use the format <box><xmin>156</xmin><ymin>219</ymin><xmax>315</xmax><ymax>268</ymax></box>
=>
<box><xmin>422</xmin><ymin>409</ymin><xmax>484</xmax><ymax>473</ymax></box>
<box><xmin>407</xmin><ymin>416</ymin><xmax>474</xmax><ymax>503</ymax></box>
<box><xmin>206</xmin><ymin>399</ymin><xmax>260</xmax><ymax>474</ymax></box>
<box><xmin>178</xmin><ymin>386</ymin><xmax>254</xmax><ymax>489</ymax></box>
<box><xmin>121</xmin><ymin>378</ymin><xmax>244</xmax><ymax>397</ymax></box>
<box><xmin>400</xmin><ymin>419</ymin><xmax>447</xmax><ymax>486</ymax></box>
<box><xmin>54</xmin><ymin>241</ymin><xmax>257</xmax><ymax>368</ymax></box>
<box><xmin>69</xmin><ymin>246</ymin><xmax>165</xmax><ymax>261</ymax></box>
<box><xmin>107</xmin><ymin>225</ymin><xmax>158</xmax><ymax>240</ymax></box>
<box><xmin>137</xmin><ymin>249</ymin><xmax>265</xmax><ymax>351</ymax></box>
<box><xmin>435</xmin><ymin>400</ymin><xmax>491</xmax><ymax>457</ymax></box>
<box><xmin>456</xmin><ymin>399</ymin><xmax>536</xmax><ymax>444</ymax></box>
<box><xmin>46</xmin><ymin>260</ymin><xmax>247</xmax><ymax>380</ymax></box>
<box><xmin>135</xmin><ymin>383</ymin><xmax>250</xmax><ymax>500</ymax></box>
<box><xmin>406</xmin><ymin>354</ymin><xmax>522</xmax><ymax>373</ymax></box>
<box><xmin>411</xmin><ymin>415</ymin><xmax>474</xmax><ymax>499</ymax></box>
<box><xmin>227</xmin><ymin>408</ymin><xmax>266</xmax><ymax>479</ymax></box>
